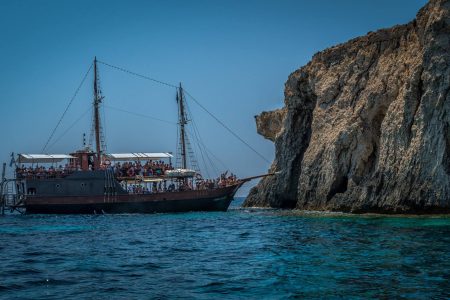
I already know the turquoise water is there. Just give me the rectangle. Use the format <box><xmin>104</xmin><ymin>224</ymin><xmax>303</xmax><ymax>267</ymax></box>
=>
<box><xmin>1</xmin><ymin>198</ymin><xmax>450</xmax><ymax>299</ymax></box>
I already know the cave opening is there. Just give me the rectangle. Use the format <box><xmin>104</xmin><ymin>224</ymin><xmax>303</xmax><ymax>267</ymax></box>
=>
<box><xmin>326</xmin><ymin>175</ymin><xmax>349</xmax><ymax>201</ymax></box>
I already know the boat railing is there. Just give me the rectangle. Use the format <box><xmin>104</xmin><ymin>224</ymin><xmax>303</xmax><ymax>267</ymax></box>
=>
<box><xmin>120</xmin><ymin>174</ymin><xmax>241</xmax><ymax>195</ymax></box>
<box><xmin>115</xmin><ymin>175</ymin><xmax>167</xmax><ymax>181</ymax></box>
<box><xmin>123</xmin><ymin>182</ymin><xmax>239</xmax><ymax>195</ymax></box>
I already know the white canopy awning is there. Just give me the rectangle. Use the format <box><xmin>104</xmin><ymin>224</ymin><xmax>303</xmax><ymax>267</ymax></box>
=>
<box><xmin>18</xmin><ymin>154</ymin><xmax>75</xmax><ymax>164</ymax></box>
<box><xmin>105</xmin><ymin>152</ymin><xmax>173</xmax><ymax>161</ymax></box>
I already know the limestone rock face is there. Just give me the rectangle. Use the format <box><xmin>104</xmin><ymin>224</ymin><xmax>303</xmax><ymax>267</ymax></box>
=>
<box><xmin>255</xmin><ymin>109</ymin><xmax>286</xmax><ymax>142</ymax></box>
<box><xmin>244</xmin><ymin>0</ymin><xmax>450</xmax><ymax>213</ymax></box>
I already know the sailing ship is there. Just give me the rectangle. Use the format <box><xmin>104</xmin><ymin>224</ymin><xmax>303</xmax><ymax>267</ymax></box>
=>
<box><xmin>3</xmin><ymin>57</ymin><xmax>269</xmax><ymax>214</ymax></box>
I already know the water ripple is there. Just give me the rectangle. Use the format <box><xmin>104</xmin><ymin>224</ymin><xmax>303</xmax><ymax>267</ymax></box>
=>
<box><xmin>0</xmin><ymin>199</ymin><xmax>449</xmax><ymax>299</ymax></box>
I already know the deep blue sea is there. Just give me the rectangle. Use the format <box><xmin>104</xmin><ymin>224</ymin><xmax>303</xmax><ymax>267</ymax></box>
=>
<box><xmin>1</xmin><ymin>198</ymin><xmax>450</xmax><ymax>299</ymax></box>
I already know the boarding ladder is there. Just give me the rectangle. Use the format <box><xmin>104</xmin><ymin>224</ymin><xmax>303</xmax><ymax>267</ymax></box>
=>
<box><xmin>1</xmin><ymin>163</ymin><xmax>26</xmax><ymax>214</ymax></box>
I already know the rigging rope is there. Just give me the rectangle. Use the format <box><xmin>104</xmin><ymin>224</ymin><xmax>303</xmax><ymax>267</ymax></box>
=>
<box><xmin>97</xmin><ymin>60</ymin><xmax>271</xmax><ymax>164</ymax></box>
<box><xmin>88</xmin><ymin>108</ymin><xmax>95</xmax><ymax>149</ymax></box>
<box><xmin>97</xmin><ymin>60</ymin><xmax>178</xmax><ymax>89</ymax></box>
<box><xmin>187</xmin><ymin>128</ymin><xmax>215</xmax><ymax>177</ymax></box>
<box><xmin>47</xmin><ymin>107</ymin><xmax>92</xmax><ymax>151</ymax></box>
<box><xmin>193</xmin><ymin>134</ymin><xmax>229</xmax><ymax>171</ymax></box>
<box><xmin>41</xmin><ymin>63</ymin><xmax>93</xmax><ymax>153</ymax></box>
<box><xmin>184</xmin><ymin>99</ymin><xmax>221</xmax><ymax>175</ymax></box>
<box><xmin>101</xmin><ymin>101</ymin><xmax>108</xmax><ymax>153</ymax></box>
<box><xmin>183</xmin><ymin>90</ymin><xmax>271</xmax><ymax>164</ymax></box>
<box><xmin>104</xmin><ymin>105</ymin><xmax>176</xmax><ymax>125</ymax></box>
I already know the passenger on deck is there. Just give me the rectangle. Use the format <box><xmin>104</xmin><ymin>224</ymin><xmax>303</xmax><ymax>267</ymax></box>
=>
<box><xmin>112</xmin><ymin>160</ymin><xmax>173</xmax><ymax>178</ymax></box>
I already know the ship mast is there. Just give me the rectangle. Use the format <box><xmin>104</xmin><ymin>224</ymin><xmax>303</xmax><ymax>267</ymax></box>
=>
<box><xmin>93</xmin><ymin>57</ymin><xmax>102</xmax><ymax>169</ymax></box>
<box><xmin>177</xmin><ymin>83</ymin><xmax>187</xmax><ymax>170</ymax></box>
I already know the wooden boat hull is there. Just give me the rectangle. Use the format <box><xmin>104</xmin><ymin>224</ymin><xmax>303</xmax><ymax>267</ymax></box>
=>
<box><xmin>23</xmin><ymin>184</ymin><xmax>240</xmax><ymax>214</ymax></box>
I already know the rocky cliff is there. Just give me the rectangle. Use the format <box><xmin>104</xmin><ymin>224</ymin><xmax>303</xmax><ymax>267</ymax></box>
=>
<box><xmin>244</xmin><ymin>0</ymin><xmax>450</xmax><ymax>213</ymax></box>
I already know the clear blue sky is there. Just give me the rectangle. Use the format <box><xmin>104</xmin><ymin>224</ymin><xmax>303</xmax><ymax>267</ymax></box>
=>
<box><xmin>0</xmin><ymin>0</ymin><xmax>426</xmax><ymax>195</ymax></box>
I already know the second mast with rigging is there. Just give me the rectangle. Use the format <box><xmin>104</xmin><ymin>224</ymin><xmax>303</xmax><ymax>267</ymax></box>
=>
<box><xmin>92</xmin><ymin>57</ymin><xmax>106</xmax><ymax>170</ymax></box>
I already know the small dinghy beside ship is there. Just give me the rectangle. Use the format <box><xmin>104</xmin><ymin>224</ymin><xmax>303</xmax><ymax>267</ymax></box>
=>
<box><xmin>1</xmin><ymin>58</ymin><xmax>270</xmax><ymax>214</ymax></box>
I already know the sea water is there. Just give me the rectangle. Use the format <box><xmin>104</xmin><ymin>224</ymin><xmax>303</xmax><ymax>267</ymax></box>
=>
<box><xmin>0</xmin><ymin>198</ymin><xmax>449</xmax><ymax>299</ymax></box>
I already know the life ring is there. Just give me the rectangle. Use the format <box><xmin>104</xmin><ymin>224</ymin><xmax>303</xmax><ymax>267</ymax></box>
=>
<box><xmin>104</xmin><ymin>159</ymin><xmax>111</xmax><ymax>166</ymax></box>
<box><xmin>127</xmin><ymin>168</ymin><xmax>135</xmax><ymax>177</ymax></box>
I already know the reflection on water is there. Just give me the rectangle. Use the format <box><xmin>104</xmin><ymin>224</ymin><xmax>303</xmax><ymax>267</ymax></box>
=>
<box><xmin>0</xmin><ymin>198</ymin><xmax>449</xmax><ymax>299</ymax></box>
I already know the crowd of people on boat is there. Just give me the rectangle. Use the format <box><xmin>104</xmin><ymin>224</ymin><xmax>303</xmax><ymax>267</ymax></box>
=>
<box><xmin>196</xmin><ymin>173</ymin><xmax>238</xmax><ymax>190</ymax></box>
<box><xmin>124</xmin><ymin>180</ymin><xmax>177</xmax><ymax>194</ymax></box>
<box><xmin>124</xmin><ymin>172</ymin><xmax>239</xmax><ymax>194</ymax></box>
<box><xmin>14</xmin><ymin>160</ymin><xmax>175</xmax><ymax>179</ymax></box>
<box><xmin>16</xmin><ymin>164</ymin><xmax>75</xmax><ymax>179</ymax></box>
<box><xmin>113</xmin><ymin>160</ymin><xmax>174</xmax><ymax>178</ymax></box>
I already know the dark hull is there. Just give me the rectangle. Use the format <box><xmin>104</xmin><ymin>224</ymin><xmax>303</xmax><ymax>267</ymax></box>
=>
<box><xmin>24</xmin><ymin>184</ymin><xmax>240</xmax><ymax>214</ymax></box>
